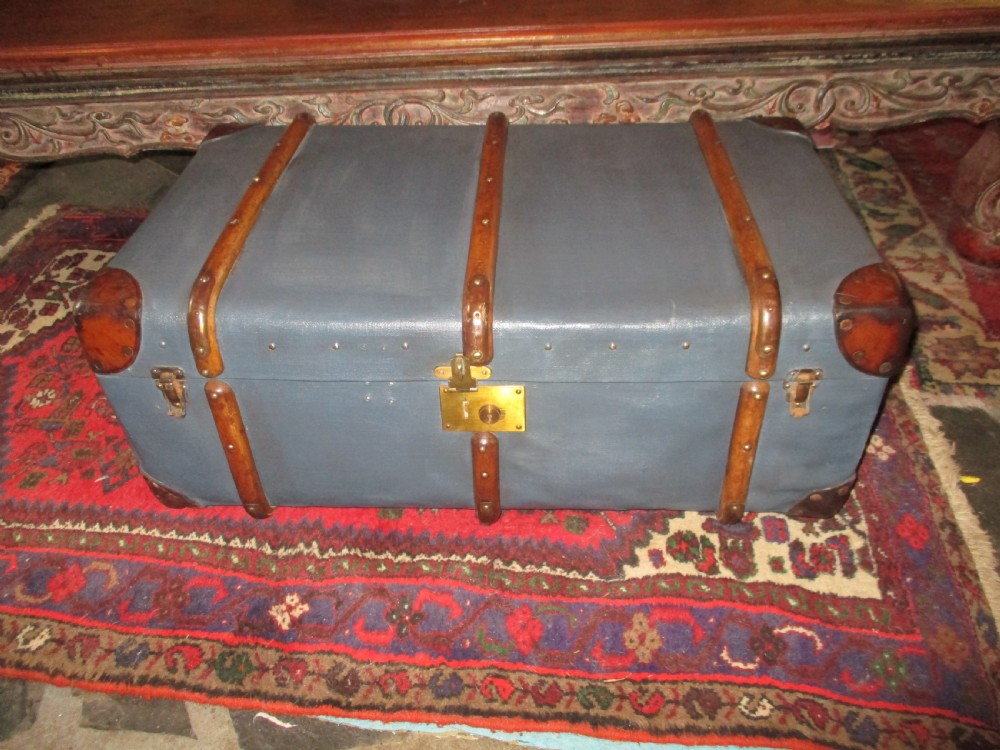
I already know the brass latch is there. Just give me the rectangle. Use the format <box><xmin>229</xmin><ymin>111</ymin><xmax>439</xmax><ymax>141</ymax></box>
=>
<box><xmin>437</xmin><ymin>354</ymin><xmax>525</xmax><ymax>432</ymax></box>
<box><xmin>784</xmin><ymin>368</ymin><xmax>822</xmax><ymax>418</ymax></box>
<box><xmin>151</xmin><ymin>366</ymin><xmax>187</xmax><ymax>418</ymax></box>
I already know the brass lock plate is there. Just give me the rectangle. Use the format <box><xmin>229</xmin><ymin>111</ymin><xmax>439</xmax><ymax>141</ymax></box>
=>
<box><xmin>439</xmin><ymin>385</ymin><xmax>526</xmax><ymax>432</ymax></box>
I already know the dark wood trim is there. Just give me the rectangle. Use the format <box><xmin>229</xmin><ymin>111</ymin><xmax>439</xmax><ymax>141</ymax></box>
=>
<box><xmin>2</xmin><ymin>2</ymin><xmax>998</xmax><ymax>161</ymax></box>
<box><xmin>73</xmin><ymin>267</ymin><xmax>142</xmax><ymax>375</ymax></box>
<box><xmin>471</xmin><ymin>432</ymin><xmax>502</xmax><ymax>524</ymax></box>
<box><xmin>188</xmin><ymin>114</ymin><xmax>313</xmax><ymax>378</ymax></box>
<box><xmin>3</xmin><ymin>1</ymin><xmax>999</xmax><ymax>74</ymax></box>
<box><xmin>719</xmin><ymin>380</ymin><xmax>769</xmax><ymax>523</ymax></box>
<box><xmin>463</xmin><ymin>112</ymin><xmax>508</xmax><ymax>367</ymax></box>
<box><xmin>691</xmin><ymin>110</ymin><xmax>782</xmax><ymax>380</ymax></box>
<box><xmin>204</xmin><ymin>380</ymin><xmax>274</xmax><ymax>519</ymax></box>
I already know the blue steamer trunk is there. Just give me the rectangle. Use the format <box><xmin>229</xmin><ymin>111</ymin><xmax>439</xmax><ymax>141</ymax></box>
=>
<box><xmin>74</xmin><ymin>114</ymin><xmax>912</xmax><ymax>523</ymax></box>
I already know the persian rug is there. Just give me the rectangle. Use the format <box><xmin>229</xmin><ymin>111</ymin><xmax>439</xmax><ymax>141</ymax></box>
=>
<box><xmin>1</xmin><ymin>135</ymin><xmax>999</xmax><ymax>750</ymax></box>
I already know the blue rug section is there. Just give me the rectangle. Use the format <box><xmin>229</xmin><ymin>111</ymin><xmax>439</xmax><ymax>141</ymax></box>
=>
<box><xmin>321</xmin><ymin>716</ymin><xmax>781</xmax><ymax>750</ymax></box>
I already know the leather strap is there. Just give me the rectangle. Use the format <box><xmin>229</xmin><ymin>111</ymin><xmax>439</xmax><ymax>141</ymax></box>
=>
<box><xmin>189</xmin><ymin>114</ymin><xmax>313</xmax><ymax>378</ymax></box>
<box><xmin>463</xmin><ymin>111</ymin><xmax>509</xmax><ymax>366</ymax></box>
<box><xmin>691</xmin><ymin>110</ymin><xmax>781</xmax><ymax>380</ymax></box>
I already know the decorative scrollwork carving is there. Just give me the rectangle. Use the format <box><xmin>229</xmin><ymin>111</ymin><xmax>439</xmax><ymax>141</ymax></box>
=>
<box><xmin>1</xmin><ymin>67</ymin><xmax>998</xmax><ymax>161</ymax></box>
<box><xmin>972</xmin><ymin>178</ymin><xmax>1000</xmax><ymax>237</ymax></box>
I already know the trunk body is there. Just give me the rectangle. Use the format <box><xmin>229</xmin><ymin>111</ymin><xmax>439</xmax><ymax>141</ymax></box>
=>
<box><xmin>78</xmin><ymin>119</ymin><xmax>908</xmax><ymax>518</ymax></box>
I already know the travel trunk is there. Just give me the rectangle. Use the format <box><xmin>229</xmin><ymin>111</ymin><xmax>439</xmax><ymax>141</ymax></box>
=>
<box><xmin>75</xmin><ymin>113</ymin><xmax>912</xmax><ymax>523</ymax></box>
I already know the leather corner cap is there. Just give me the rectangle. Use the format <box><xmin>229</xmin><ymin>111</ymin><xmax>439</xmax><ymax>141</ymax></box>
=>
<box><xmin>787</xmin><ymin>477</ymin><xmax>856</xmax><ymax>519</ymax></box>
<box><xmin>74</xmin><ymin>267</ymin><xmax>142</xmax><ymax>374</ymax></box>
<box><xmin>834</xmin><ymin>263</ymin><xmax>914</xmax><ymax>377</ymax></box>
<box><xmin>143</xmin><ymin>475</ymin><xmax>199</xmax><ymax>509</ymax></box>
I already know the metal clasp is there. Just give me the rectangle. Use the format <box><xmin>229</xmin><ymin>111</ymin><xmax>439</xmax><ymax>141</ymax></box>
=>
<box><xmin>436</xmin><ymin>354</ymin><xmax>487</xmax><ymax>391</ymax></box>
<box><xmin>151</xmin><ymin>366</ymin><xmax>187</xmax><ymax>418</ymax></box>
<box><xmin>784</xmin><ymin>368</ymin><xmax>822</xmax><ymax>418</ymax></box>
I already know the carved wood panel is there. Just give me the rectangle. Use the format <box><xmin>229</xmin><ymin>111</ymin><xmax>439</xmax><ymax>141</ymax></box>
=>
<box><xmin>2</xmin><ymin>68</ymin><xmax>998</xmax><ymax>161</ymax></box>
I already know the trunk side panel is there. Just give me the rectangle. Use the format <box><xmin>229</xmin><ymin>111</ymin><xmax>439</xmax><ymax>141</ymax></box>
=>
<box><xmin>108</xmin><ymin>127</ymin><xmax>287</xmax><ymax>379</ymax></box>
<box><xmin>109</xmin><ymin>377</ymin><xmax>874</xmax><ymax>513</ymax></box>
<box><xmin>494</xmin><ymin>123</ymin><xmax>750</xmax><ymax>383</ymax></box>
<box><xmin>216</xmin><ymin>125</ymin><xmax>484</xmax><ymax>382</ymax></box>
<box><xmin>718</xmin><ymin>122</ymin><xmax>883</xmax><ymax>382</ymax></box>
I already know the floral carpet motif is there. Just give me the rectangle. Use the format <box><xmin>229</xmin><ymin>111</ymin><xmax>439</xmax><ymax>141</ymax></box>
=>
<box><xmin>0</xmin><ymin>145</ymin><xmax>998</xmax><ymax>749</ymax></box>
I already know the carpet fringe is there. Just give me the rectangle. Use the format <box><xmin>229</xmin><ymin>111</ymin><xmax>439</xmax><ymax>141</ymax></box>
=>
<box><xmin>899</xmin><ymin>371</ymin><xmax>1000</xmax><ymax>622</ymax></box>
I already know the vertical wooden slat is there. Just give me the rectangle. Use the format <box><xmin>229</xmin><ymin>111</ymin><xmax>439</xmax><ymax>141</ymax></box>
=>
<box><xmin>691</xmin><ymin>110</ymin><xmax>782</xmax><ymax>380</ymax></box>
<box><xmin>188</xmin><ymin>113</ymin><xmax>314</xmax><ymax>378</ymax></box>
<box><xmin>471</xmin><ymin>432</ymin><xmax>501</xmax><ymax>523</ymax></box>
<box><xmin>205</xmin><ymin>380</ymin><xmax>274</xmax><ymax>519</ymax></box>
<box><xmin>463</xmin><ymin>111</ymin><xmax>509</xmax><ymax>366</ymax></box>
<box><xmin>719</xmin><ymin>380</ymin><xmax>769</xmax><ymax>523</ymax></box>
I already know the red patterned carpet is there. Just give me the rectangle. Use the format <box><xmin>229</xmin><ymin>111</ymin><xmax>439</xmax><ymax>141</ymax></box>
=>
<box><xmin>0</xmin><ymin>131</ymin><xmax>999</xmax><ymax>749</ymax></box>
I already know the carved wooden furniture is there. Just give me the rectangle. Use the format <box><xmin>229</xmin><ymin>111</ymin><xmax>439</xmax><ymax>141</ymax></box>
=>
<box><xmin>2</xmin><ymin>1</ymin><xmax>999</xmax><ymax>256</ymax></box>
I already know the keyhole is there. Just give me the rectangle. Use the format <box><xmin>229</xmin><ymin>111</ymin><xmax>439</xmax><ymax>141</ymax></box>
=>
<box><xmin>479</xmin><ymin>404</ymin><xmax>503</xmax><ymax>425</ymax></box>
